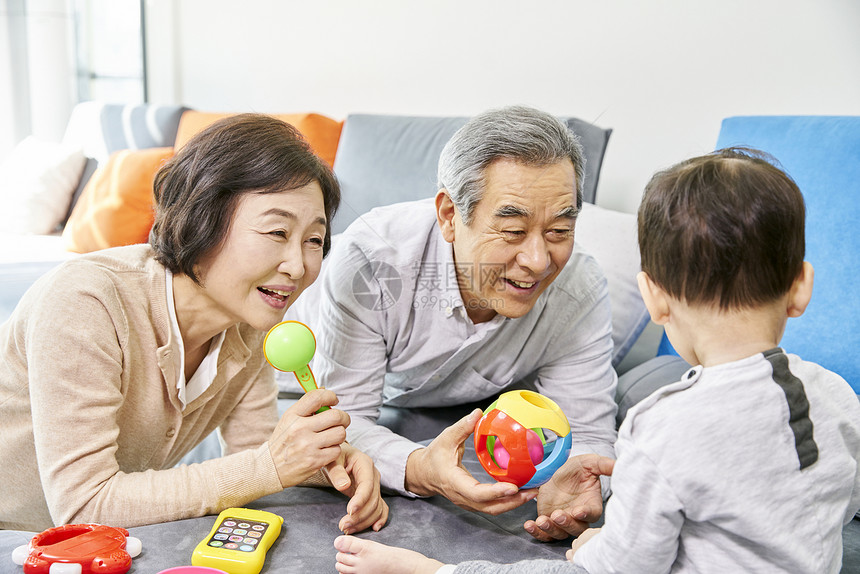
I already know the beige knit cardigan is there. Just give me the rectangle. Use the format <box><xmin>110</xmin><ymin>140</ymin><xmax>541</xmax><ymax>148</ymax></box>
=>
<box><xmin>0</xmin><ymin>245</ymin><xmax>284</xmax><ymax>531</ymax></box>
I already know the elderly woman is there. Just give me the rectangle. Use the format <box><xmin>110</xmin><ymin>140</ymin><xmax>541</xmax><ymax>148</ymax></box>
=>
<box><xmin>0</xmin><ymin>114</ymin><xmax>388</xmax><ymax>534</ymax></box>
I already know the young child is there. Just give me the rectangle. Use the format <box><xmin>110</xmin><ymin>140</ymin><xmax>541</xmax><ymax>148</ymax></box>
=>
<box><xmin>333</xmin><ymin>147</ymin><xmax>860</xmax><ymax>573</ymax></box>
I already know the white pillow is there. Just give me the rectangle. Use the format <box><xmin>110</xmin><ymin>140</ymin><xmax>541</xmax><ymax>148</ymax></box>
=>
<box><xmin>575</xmin><ymin>202</ymin><xmax>650</xmax><ymax>367</ymax></box>
<box><xmin>0</xmin><ymin>136</ymin><xmax>87</xmax><ymax>234</ymax></box>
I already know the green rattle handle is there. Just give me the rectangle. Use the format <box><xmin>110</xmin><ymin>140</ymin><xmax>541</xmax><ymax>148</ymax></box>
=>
<box><xmin>294</xmin><ymin>364</ymin><xmax>330</xmax><ymax>412</ymax></box>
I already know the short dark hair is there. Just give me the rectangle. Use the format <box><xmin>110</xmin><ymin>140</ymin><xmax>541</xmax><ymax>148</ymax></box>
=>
<box><xmin>638</xmin><ymin>147</ymin><xmax>805</xmax><ymax>310</ymax></box>
<box><xmin>150</xmin><ymin>114</ymin><xmax>340</xmax><ymax>283</ymax></box>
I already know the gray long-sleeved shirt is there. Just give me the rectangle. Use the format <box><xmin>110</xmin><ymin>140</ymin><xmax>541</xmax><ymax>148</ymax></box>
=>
<box><xmin>293</xmin><ymin>198</ymin><xmax>618</xmax><ymax>494</ymax></box>
<box><xmin>574</xmin><ymin>349</ymin><xmax>860</xmax><ymax>573</ymax></box>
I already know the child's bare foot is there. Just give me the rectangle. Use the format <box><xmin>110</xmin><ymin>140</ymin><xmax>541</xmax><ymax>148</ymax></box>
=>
<box><xmin>334</xmin><ymin>534</ymin><xmax>445</xmax><ymax>574</ymax></box>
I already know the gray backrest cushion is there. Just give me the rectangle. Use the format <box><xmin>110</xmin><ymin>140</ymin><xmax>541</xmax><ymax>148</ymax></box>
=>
<box><xmin>95</xmin><ymin>103</ymin><xmax>188</xmax><ymax>155</ymax></box>
<box><xmin>331</xmin><ymin>113</ymin><xmax>611</xmax><ymax>234</ymax></box>
<box><xmin>63</xmin><ymin>102</ymin><xmax>188</xmax><ymax>163</ymax></box>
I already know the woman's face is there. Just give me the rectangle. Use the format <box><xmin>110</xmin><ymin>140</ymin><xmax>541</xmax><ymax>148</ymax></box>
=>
<box><xmin>196</xmin><ymin>182</ymin><xmax>327</xmax><ymax>332</ymax></box>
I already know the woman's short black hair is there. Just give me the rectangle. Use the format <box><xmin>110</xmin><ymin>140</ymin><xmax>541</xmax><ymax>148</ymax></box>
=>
<box><xmin>638</xmin><ymin>147</ymin><xmax>805</xmax><ymax>310</ymax></box>
<box><xmin>149</xmin><ymin>113</ymin><xmax>340</xmax><ymax>283</ymax></box>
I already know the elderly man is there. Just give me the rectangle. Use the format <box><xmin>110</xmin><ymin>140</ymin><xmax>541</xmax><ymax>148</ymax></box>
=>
<box><xmin>291</xmin><ymin>106</ymin><xmax>617</xmax><ymax>541</ymax></box>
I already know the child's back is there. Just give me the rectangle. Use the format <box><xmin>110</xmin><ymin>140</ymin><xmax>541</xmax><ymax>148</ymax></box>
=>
<box><xmin>578</xmin><ymin>348</ymin><xmax>860</xmax><ymax>572</ymax></box>
<box><xmin>573</xmin><ymin>147</ymin><xmax>860</xmax><ymax>573</ymax></box>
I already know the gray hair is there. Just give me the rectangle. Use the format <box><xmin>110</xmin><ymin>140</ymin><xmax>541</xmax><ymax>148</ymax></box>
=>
<box><xmin>437</xmin><ymin>105</ymin><xmax>585</xmax><ymax>225</ymax></box>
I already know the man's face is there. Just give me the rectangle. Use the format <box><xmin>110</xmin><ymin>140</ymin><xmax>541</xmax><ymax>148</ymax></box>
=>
<box><xmin>437</xmin><ymin>158</ymin><xmax>578</xmax><ymax>323</ymax></box>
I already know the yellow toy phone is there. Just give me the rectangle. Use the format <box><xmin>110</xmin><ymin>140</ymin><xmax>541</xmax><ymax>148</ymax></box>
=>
<box><xmin>192</xmin><ymin>507</ymin><xmax>283</xmax><ymax>574</ymax></box>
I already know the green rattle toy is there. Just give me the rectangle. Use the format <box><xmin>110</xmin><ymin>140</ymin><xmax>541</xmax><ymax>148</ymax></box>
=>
<box><xmin>263</xmin><ymin>320</ymin><xmax>329</xmax><ymax>411</ymax></box>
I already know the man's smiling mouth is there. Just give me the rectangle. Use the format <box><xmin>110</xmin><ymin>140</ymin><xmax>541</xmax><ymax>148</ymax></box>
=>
<box><xmin>506</xmin><ymin>279</ymin><xmax>536</xmax><ymax>289</ymax></box>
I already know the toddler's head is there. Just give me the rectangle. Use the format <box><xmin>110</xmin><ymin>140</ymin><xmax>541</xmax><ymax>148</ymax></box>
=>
<box><xmin>638</xmin><ymin>147</ymin><xmax>805</xmax><ymax>312</ymax></box>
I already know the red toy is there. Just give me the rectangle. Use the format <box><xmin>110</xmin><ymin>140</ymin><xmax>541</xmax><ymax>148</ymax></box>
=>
<box><xmin>11</xmin><ymin>523</ymin><xmax>142</xmax><ymax>574</ymax></box>
<box><xmin>474</xmin><ymin>390</ymin><xmax>573</xmax><ymax>489</ymax></box>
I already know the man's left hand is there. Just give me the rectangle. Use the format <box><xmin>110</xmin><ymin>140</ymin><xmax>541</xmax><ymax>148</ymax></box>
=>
<box><xmin>524</xmin><ymin>453</ymin><xmax>615</xmax><ymax>541</ymax></box>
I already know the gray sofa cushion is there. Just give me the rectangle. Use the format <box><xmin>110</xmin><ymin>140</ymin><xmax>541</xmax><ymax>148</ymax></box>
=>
<box><xmin>61</xmin><ymin>157</ymin><xmax>97</xmax><ymax>226</ymax></box>
<box><xmin>615</xmin><ymin>355</ymin><xmax>691</xmax><ymax>428</ymax></box>
<box><xmin>62</xmin><ymin>102</ymin><xmax>188</xmax><ymax>163</ymax></box>
<box><xmin>330</xmin><ymin>113</ymin><xmax>612</xmax><ymax>234</ymax></box>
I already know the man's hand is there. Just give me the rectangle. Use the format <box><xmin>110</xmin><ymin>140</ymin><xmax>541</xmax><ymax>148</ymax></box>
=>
<box><xmin>404</xmin><ymin>409</ymin><xmax>537</xmax><ymax>515</ymax></box>
<box><xmin>325</xmin><ymin>443</ymin><xmax>389</xmax><ymax>535</ymax></box>
<box><xmin>267</xmin><ymin>389</ymin><xmax>349</xmax><ymax>488</ymax></box>
<box><xmin>524</xmin><ymin>453</ymin><xmax>615</xmax><ymax>541</ymax></box>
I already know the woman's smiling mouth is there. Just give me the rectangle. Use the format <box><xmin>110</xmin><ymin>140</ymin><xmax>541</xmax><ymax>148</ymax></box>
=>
<box><xmin>258</xmin><ymin>286</ymin><xmax>294</xmax><ymax>308</ymax></box>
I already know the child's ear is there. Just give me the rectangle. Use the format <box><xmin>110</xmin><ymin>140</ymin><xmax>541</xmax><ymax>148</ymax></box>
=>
<box><xmin>637</xmin><ymin>271</ymin><xmax>671</xmax><ymax>325</ymax></box>
<box><xmin>787</xmin><ymin>261</ymin><xmax>814</xmax><ymax>318</ymax></box>
<box><xmin>435</xmin><ymin>190</ymin><xmax>457</xmax><ymax>243</ymax></box>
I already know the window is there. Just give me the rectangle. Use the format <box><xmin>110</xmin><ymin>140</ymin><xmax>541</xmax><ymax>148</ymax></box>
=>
<box><xmin>73</xmin><ymin>0</ymin><xmax>146</xmax><ymax>103</ymax></box>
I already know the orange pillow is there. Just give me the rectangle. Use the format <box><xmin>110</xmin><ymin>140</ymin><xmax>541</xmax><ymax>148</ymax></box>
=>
<box><xmin>174</xmin><ymin>111</ymin><xmax>343</xmax><ymax>167</ymax></box>
<box><xmin>63</xmin><ymin>147</ymin><xmax>174</xmax><ymax>253</ymax></box>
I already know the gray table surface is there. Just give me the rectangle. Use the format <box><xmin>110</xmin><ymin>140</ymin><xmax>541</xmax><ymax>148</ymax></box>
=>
<box><xmin>0</xmin><ymin>443</ymin><xmax>573</xmax><ymax>573</ymax></box>
<box><xmin>3</xmin><ymin>406</ymin><xmax>859</xmax><ymax>573</ymax></box>
<box><xmin>5</xmin><ymin>496</ymin><xmax>860</xmax><ymax>573</ymax></box>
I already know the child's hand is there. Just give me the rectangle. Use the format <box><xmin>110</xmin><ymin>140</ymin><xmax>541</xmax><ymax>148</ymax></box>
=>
<box><xmin>328</xmin><ymin>443</ymin><xmax>389</xmax><ymax>534</ymax></box>
<box><xmin>267</xmin><ymin>389</ymin><xmax>349</xmax><ymax>488</ymax></box>
<box><xmin>566</xmin><ymin>527</ymin><xmax>601</xmax><ymax>561</ymax></box>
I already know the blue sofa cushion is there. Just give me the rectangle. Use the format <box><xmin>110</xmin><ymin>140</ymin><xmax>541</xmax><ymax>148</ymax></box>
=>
<box><xmin>658</xmin><ymin>116</ymin><xmax>860</xmax><ymax>392</ymax></box>
<box><xmin>330</xmin><ymin>113</ymin><xmax>612</xmax><ymax>234</ymax></box>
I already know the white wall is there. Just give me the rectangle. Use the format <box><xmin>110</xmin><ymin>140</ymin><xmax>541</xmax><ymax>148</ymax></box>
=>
<box><xmin>146</xmin><ymin>0</ymin><xmax>860</xmax><ymax>213</ymax></box>
<box><xmin>24</xmin><ymin>0</ymin><xmax>77</xmax><ymax>142</ymax></box>
<box><xmin>0</xmin><ymin>0</ymin><xmax>27</xmax><ymax>154</ymax></box>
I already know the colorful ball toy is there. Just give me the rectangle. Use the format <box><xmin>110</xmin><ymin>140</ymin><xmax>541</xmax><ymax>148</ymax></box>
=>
<box><xmin>474</xmin><ymin>390</ymin><xmax>572</xmax><ymax>489</ymax></box>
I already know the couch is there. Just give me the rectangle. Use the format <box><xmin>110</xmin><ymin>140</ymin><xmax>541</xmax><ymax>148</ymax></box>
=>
<box><xmin>0</xmin><ymin>100</ymin><xmax>658</xmax><ymax>455</ymax></box>
<box><xmin>0</xmin><ymin>101</ymin><xmax>653</xmax><ymax>372</ymax></box>
<box><xmin>0</xmin><ymin>98</ymin><xmax>657</xmax><ymax>449</ymax></box>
